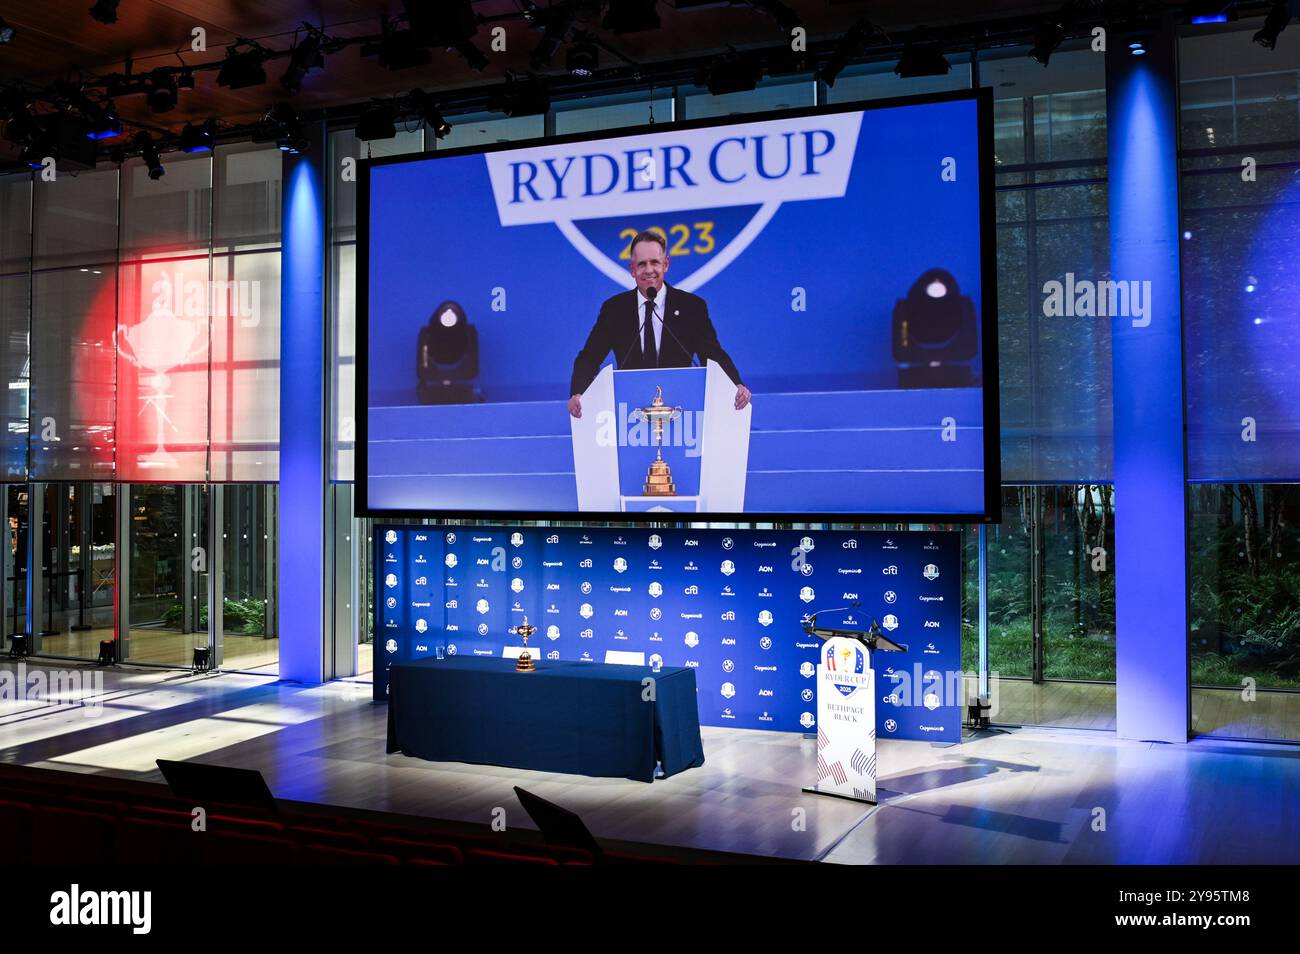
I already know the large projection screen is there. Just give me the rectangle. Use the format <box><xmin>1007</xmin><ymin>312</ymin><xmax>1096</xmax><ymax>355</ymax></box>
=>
<box><xmin>359</xmin><ymin>88</ymin><xmax>999</xmax><ymax>521</ymax></box>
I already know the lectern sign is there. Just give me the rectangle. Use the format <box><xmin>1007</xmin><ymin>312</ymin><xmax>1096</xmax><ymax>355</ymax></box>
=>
<box><xmin>814</xmin><ymin>636</ymin><xmax>878</xmax><ymax>802</ymax></box>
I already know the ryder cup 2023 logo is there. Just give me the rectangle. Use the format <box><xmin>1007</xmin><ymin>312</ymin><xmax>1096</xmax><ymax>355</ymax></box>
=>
<box><xmin>484</xmin><ymin>113</ymin><xmax>864</xmax><ymax>291</ymax></box>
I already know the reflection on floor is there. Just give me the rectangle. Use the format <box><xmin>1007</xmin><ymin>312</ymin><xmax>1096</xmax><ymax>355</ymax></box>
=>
<box><xmin>3</xmin><ymin>660</ymin><xmax>1298</xmax><ymax>864</ymax></box>
<box><xmin>30</xmin><ymin>628</ymin><xmax>279</xmax><ymax>675</ymax></box>
<box><xmin>972</xmin><ymin>676</ymin><xmax>1299</xmax><ymax>741</ymax></box>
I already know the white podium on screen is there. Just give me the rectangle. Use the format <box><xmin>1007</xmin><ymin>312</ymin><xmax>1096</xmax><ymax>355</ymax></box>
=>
<box><xmin>569</xmin><ymin>360</ymin><xmax>751</xmax><ymax>513</ymax></box>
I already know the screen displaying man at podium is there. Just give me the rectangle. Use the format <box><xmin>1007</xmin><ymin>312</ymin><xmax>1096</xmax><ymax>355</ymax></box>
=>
<box><xmin>567</xmin><ymin>230</ymin><xmax>751</xmax><ymax>419</ymax></box>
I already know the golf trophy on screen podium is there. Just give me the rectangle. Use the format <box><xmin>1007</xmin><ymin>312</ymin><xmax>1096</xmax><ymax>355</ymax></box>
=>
<box><xmin>801</xmin><ymin>605</ymin><xmax>906</xmax><ymax>804</ymax></box>
<box><xmin>513</xmin><ymin>616</ymin><xmax>537</xmax><ymax>672</ymax></box>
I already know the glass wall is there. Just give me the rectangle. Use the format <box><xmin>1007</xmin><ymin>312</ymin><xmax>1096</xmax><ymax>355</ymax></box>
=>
<box><xmin>1180</xmin><ymin>21</ymin><xmax>1300</xmax><ymax>741</ymax></box>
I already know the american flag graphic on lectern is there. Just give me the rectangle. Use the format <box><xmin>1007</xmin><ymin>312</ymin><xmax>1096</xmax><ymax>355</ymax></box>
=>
<box><xmin>374</xmin><ymin>526</ymin><xmax>962</xmax><ymax>741</ymax></box>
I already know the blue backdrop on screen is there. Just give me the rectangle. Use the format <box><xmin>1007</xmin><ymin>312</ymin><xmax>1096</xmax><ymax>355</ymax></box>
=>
<box><xmin>368</xmin><ymin>97</ymin><xmax>983</xmax><ymax>404</ymax></box>
<box><xmin>374</xmin><ymin>526</ymin><xmax>963</xmax><ymax>743</ymax></box>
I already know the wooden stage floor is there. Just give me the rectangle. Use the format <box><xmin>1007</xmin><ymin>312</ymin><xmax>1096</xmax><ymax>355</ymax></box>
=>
<box><xmin>2</xmin><ymin>660</ymin><xmax>1297</xmax><ymax>864</ymax></box>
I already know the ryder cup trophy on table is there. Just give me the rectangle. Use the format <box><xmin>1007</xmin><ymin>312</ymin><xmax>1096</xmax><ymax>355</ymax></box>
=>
<box><xmin>631</xmin><ymin>385</ymin><xmax>683</xmax><ymax>496</ymax></box>
<box><xmin>513</xmin><ymin>616</ymin><xmax>537</xmax><ymax>672</ymax></box>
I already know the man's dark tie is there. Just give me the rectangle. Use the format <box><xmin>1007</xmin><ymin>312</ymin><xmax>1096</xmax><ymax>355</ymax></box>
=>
<box><xmin>642</xmin><ymin>299</ymin><xmax>657</xmax><ymax>367</ymax></box>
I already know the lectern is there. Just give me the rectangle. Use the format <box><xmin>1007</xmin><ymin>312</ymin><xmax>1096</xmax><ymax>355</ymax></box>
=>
<box><xmin>801</xmin><ymin>609</ymin><xmax>907</xmax><ymax>804</ymax></box>
<box><xmin>569</xmin><ymin>360</ymin><xmax>751</xmax><ymax>513</ymax></box>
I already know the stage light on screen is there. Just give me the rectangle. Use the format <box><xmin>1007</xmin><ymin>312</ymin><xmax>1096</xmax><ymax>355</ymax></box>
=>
<box><xmin>417</xmin><ymin>300</ymin><xmax>481</xmax><ymax>405</ymax></box>
<box><xmin>892</xmin><ymin>269</ymin><xmax>978</xmax><ymax>388</ymax></box>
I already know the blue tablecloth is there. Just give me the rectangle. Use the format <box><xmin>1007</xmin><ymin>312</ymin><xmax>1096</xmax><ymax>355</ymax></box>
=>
<box><xmin>385</xmin><ymin>656</ymin><xmax>706</xmax><ymax>782</ymax></box>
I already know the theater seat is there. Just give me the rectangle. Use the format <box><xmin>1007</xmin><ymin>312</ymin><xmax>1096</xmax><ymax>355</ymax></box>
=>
<box><xmin>120</xmin><ymin>818</ymin><xmax>202</xmax><ymax>864</ymax></box>
<box><xmin>202</xmin><ymin>832</ymin><xmax>298</xmax><ymax>864</ymax></box>
<box><xmin>34</xmin><ymin>807</ymin><xmax>117</xmax><ymax>864</ymax></box>
<box><xmin>0</xmin><ymin>800</ymin><xmax>33</xmax><ymax>864</ymax></box>
<box><xmin>287</xmin><ymin>827</ymin><xmax>369</xmax><ymax>851</ymax></box>
<box><xmin>374</xmin><ymin>836</ymin><xmax>464</xmax><ymax>865</ymax></box>
<box><xmin>300</xmin><ymin>844</ymin><xmax>399</xmax><ymax>865</ymax></box>
<box><xmin>465</xmin><ymin>848</ymin><xmax>559</xmax><ymax>865</ymax></box>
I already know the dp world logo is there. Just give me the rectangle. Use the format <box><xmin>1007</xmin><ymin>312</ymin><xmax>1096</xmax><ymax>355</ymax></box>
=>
<box><xmin>721</xmin><ymin>682</ymin><xmax>736</xmax><ymax>699</ymax></box>
<box><xmin>884</xmin><ymin>590</ymin><xmax>898</xmax><ymax>604</ymax></box>
<box><xmin>476</xmin><ymin>599</ymin><xmax>490</xmax><ymax>614</ymax></box>
<box><xmin>882</xmin><ymin>614</ymin><xmax>899</xmax><ymax>631</ymax></box>
<box><xmin>757</xmin><ymin>610</ymin><xmax>774</xmax><ymax>627</ymax></box>
<box><xmin>384</xmin><ymin>573</ymin><xmax>397</xmax><ymax>589</ymax></box>
<box><xmin>384</xmin><ymin>530</ymin><xmax>397</xmax><ymax>545</ymax></box>
<box><xmin>385</xmin><ymin>639</ymin><xmax>397</xmax><ymax>654</ymax></box>
<box><xmin>722</xmin><ymin>536</ymin><xmax>734</xmax><ymax>550</ymax></box>
<box><xmin>648</xmin><ymin>534</ymin><xmax>662</xmax><ymax>550</ymax></box>
<box><xmin>484</xmin><ymin>115</ymin><xmax>862</xmax><ymax>294</ymax></box>
<box><xmin>684</xmin><ymin>631</ymin><xmax>700</xmax><ymax>648</ymax></box>
<box><xmin>648</xmin><ymin>581</ymin><xmax>663</xmax><ymax>598</ymax></box>
<box><xmin>884</xmin><ymin>719</ymin><xmax>898</xmax><ymax>733</ymax></box>
<box><xmin>720</xmin><ymin>560</ymin><xmax>736</xmax><ymax>576</ymax></box>
<box><xmin>414</xmin><ymin>619</ymin><xmax>428</xmax><ymax>634</ymax></box>
<box><xmin>510</xmin><ymin>532</ymin><xmax>524</xmax><ymax>547</ymax></box>
<box><xmin>613</xmin><ymin>557</ymin><xmax>628</xmax><ymax>573</ymax></box>
<box><xmin>800</xmin><ymin>712</ymin><xmax>815</xmax><ymax>729</ymax></box>
<box><xmin>579</xmin><ymin>603</ymin><xmax>594</xmax><ymax>619</ymax></box>
<box><xmin>799</xmin><ymin>585</ymin><xmax>815</xmax><ymax>603</ymax></box>
<box><xmin>510</xmin><ymin>577</ymin><xmax>524</xmax><ymax>593</ymax></box>
<box><xmin>444</xmin><ymin>553</ymin><xmax>457</xmax><ymax>569</ymax></box>
<box><xmin>546</xmin><ymin>625</ymin><xmax>560</xmax><ymax>640</ymax></box>
<box><xmin>923</xmin><ymin>564</ymin><xmax>940</xmax><ymax>580</ymax></box>
<box><xmin>445</xmin><ymin>532</ymin><xmax>456</xmax><ymax>544</ymax></box>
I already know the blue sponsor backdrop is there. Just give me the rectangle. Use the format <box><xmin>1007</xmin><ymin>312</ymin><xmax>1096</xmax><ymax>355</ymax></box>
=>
<box><xmin>374</xmin><ymin>525</ymin><xmax>964</xmax><ymax>743</ymax></box>
<box><xmin>367</xmin><ymin>96</ymin><xmax>983</xmax><ymax>405</ymax></box>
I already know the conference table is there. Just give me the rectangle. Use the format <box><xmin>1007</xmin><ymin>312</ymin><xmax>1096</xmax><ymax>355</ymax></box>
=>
<box><xmin>385</xmin><ymin>656</ymin><xmax>706</xmax><ymax>782</ymax></box>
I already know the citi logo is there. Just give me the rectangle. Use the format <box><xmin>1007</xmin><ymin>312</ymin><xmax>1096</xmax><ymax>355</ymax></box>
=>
<box><xmin>720</xmin><ymin>611</ymin><xmax>736</xmax><ymax>621</ymax></box>
<box><xmin>842</xmin><ymin>539</ymin><xmax>857</xmax><ymax>549</ymax></box>
<box><xmin>684</xmin><ymin>585</ymin><xmax>699</xmax><ymax>595</ymax></box>
<box><xmin>445</xmin><ymin>599</ymin><xmax>458</xmax><ymax>609</ymax></box>
<box><xmin>580</xmin><ymin>558</ymin><xmax>593</xmax><ymax>568</ymax></box>
<box><xmin>580</xmin><ymin>628</ymin><xmax>594</xmax><ymax>638</ymax></box>
<box><xmin>883</xmin><ymin>565</ymin><xmax>898</xmax><ymax>575</ymax></box>
<box><xmin>546</xmin><ymin>534</ymin><xmax>559</xmax><ymax>543</ymax></box>
<box><xmin>50</xmin><ymin>885</ymin><xmax>151</xmax><ymax>934</ymax></box>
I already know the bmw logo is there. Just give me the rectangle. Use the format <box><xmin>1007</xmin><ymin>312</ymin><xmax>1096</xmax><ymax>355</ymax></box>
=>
<box><xmin>884</xmin><ymin>719</ymin><xmax>898</xmax><ymax>733</ymax></box>
<box><xmin>759</xmin><ymin>636</ymin><xmax>772</xmax><ymax>650</ymax></box>
<box><xmin>884</xmin><ymin>590</ymin><xmax>898</xmax><ymax>604</ymax></box>
<box><xmin>722</xmin><ymin>537</ymin><xmax>734</xmax><ymax>550</ymax></box>
<box><xmin>800</xmin><ymin>563</ymin><xmax>813</xmax><ymax>576</ymax></box>
<box><xmin>445</xmin><ymin>532</ymin><xmax>456</xmax><ymax>544</ymax></box>
<box><xmin>722</xmin><ymin>659</ymin><xmax>735</xmax><ymax>673</ymax></box>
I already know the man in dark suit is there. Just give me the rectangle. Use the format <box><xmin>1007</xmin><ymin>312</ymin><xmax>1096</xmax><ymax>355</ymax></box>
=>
<box><xmin>568</xmin><ymin>230</ymin><xmax>751</xmax><ymax>418</ymax></box>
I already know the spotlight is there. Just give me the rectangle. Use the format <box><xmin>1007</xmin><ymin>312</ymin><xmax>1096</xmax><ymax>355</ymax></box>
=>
<box><xmin>256</xmin><ymin>102</ymin><xmax>308</xmax><ymax>154</ymax></box>
<box><xmin>408</xmin><ymin>88</ymin><xmax>451</xmax><ymax>139</ymax></box>
<box><xmin>891</xmin><ymin>269</ymin><xmax>978</xmax><ymax>388</ymax></box>
<box><xmin>417</xmin><ymin>300</ymin><xmax>480</xmax><ymax>404</ymax></box>
<box><xmin>177</xmin><ymin>119</ymin><xmax>215</xmax><ymax>152</ymax></box>
<box><xmin>698</xmin><ymin>56</ymin><xmax>762</xmax><ymax>96</ymax></box>
<box><xmin>566</xmin><ymin>34</ymin><xmax>598</xmax><ymax>76</ymax></box>
<box><xmin>356</xmin><ymin>103</ymin><xmax>397</xmax><ymax>141</ymax></box>
<box><xmin>602</xmin><ymin>0</ymin><xmax>659</xmax><ymax>33</ymax></box>
<box><xmin>0</xmin><ymin>16</ymin><xmax>15</xmax><ymax>44</ymax></box>
<box><xmin>1128</xmin><ymin>40</ymin><xmax>1147</xmax><ymax>55</ymax></box>
<box><xmin>146</xmin><ymin>69</ymin><xmax>178</xmax><ymax>113</ymax></box>
<box><xmin>1253</xmin><ymin>0</ymin><xmax>1295</xmax><ymax>49</ymax></box>
<box><xmin>85</xmin><ymin>101</ymin><xmax>122</xmax><ymax>139</ymax></box>
<box><xmin>817</xmin><ymin>19</ymin><xmax>875</xmax><ymax>87</ymax></box>
<box><xmin>89</xmin><ymin>0</ymin><xmax>119</xmax><ymax>25</ymax></box>
<box><xmin>1028</xmin><ymin>17</ymin><xmax>1066</xmax><ymax>65</ymax></box>
<box><xmin>894</xmin><ymin>41</ymin><xmax>951</xmax><ymax>78</ymax></box>
<box><xmin>217</xmin><ymin>42</ymin><xmax>268</xmax><ymax>89</ymax></box>
<box><xmin>281</xmin><ymin>29</ymin><xmax>325</xmax><ymax>92</ymax></box>
<box><xmin>527</xmin><ymin>2</ymin><xmax>575</xmax><ymax>71</ymax></box>
<box><xmin>135</xmin><ymin>132</ymin><xmax>165</xmax><ymax>180</ymax></box>
<box><xmin>489</xmin><ymin>78</ymin><xmax>549</xmax><ymax>117</ymax></box>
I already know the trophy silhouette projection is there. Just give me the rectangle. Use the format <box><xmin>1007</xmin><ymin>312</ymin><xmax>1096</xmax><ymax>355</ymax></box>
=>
<box><xmin>631</xmin><ymin>386</ymin><xmax>683</xmax><ymax>496</ymax></box>
<box><xmin>513</xmin><ymin>616</ymin><xmax>537</xmax><ymax>672</ymax></box>
<box><xmin>115</xmin><ymin>287</ymin><xmax>208</xmax><ymax>470</ymax></box>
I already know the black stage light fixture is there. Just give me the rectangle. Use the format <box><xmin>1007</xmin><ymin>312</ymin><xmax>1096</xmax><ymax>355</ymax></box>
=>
<box><xmin>891</xmin><ymin>269</ymin><xmax>978</xmax><ymax>389</ymax></box>
<box><xmin>178</xmin><ymin>119</ymin><xmax>215</xmax><ymax>153</ymax></box>
<box><xmin>1028</xmin><ymin>15</ymin><xmax>1066</xmax><ymax>65</ymax></box>
<box><xmin>698</xmin><ymin>56</ymin><xmax>761</xmax><ymax>96</ymax></box>
<box><xmin>527</xmin><ymin>1</ymin><xmax>576</xmax><ymax>71</ymax></box>
<box><xmin>362</xmin><ymin>24</ymin><xmax>432</xmax><ymax>71</ymax></box>
<box><xmin>817</xmin><ymin>19</ymin><xmax>874</xmax><ymax>87</ymax></box>
<box><xmin>894</xmin><ymin>40</ymin><xmax>951</xmax><ymax>78</ymax></box>
<box><xmin>417</xmin><ymin>300</ymin><xmax>480</xmax><ymax>404</ymax></box>
<box><xmin>603</xmin><ymin>0</ymin><xmax>659</xmax><ymax>33</ymax></box>
<box><xmin>89</xmin><ymin>0</ymin><xmax>119</xmax><ymax>25</ymax></box>
<box><xmin>404</xmin><ymin>0</ymin><xmax>478</xmax><ymax>46</ymax></box>
<box><xmin>146</xmin><ymin>69</ymin><xmax>178</xmax><ymax>113</ymax></box>
<box><xmin>176</xmin><ymin>68</ymin><xmax>196</xmax><ymax>91</ymax></box>
<box><xmin>456</xmin><ymin>39</ymin><xmax>489</xmax><ymax>72</ymax></box>
<box><xmin>85</xmin><ymin>101</ymin><xmax>122</xmax><ymax>139</ymax></box>
<box><xmin>409</xmin><ymin>88</ymin><xmax>451</xmax><ymax>139</ymax></box>
<box><xmin>281</xmin><ymin>30</ymin><xmax>325</xmax><ymax>92</ymax></box>
<box><xmin>357</xmin><ymin>103</ymin><xmax>397</xmax><ymax>141</ymax></box>
<box><xmin>1254</xmin><ymin>0</ymin><xmax>1296</xmax><ymax>49</ymax></box>
<box><xmin>0</xmin><ymin>16</ymin><xmax>16</xmax><ymax>44</ymax></box>
<box><xmin>218</xmin><ymin>42</ymin><xmax>269</xmax><ymax>89</ymax></box>
<box><xmin>134</xmin><ymin>131</ymin><xmax>165</xmax><ymax>180</ymax></box>
<box><xmin>254</xmin><ymin>102</ymin><xmax>308</xmax><ymax>154</ymax></box>
<box><xmin>566</xmin><ymin>33</ymin><xmax>599</xmax><ymax>76</ymax></box>
<box><xmin>748</xmin><ymin>0</ymin><xmax>802</xmax><ymax>33</ymax></box>
<box><xmin>490</xmin><ymin>78</ymin><xmax>550</xmax><ymax>117</ymax></box>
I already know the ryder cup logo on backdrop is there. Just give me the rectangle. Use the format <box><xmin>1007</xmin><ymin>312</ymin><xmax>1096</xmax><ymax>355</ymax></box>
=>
<box><xmin>580</xmin><ymin>603</ymin><xmax>594</xmax><ymax>619</ymax></box>
<box><xmin>684</xmin><ymin>631</ymin><xmax>700</xmax><ymax>648</ymax></box>
<box><xmin>384</xmin><ymin>573</ymin><xmax>397</xmax><ymax>588</ymax></box>
<box><xmin>758</xmin><ymin>610</ymin><xmax>774</xmax><ymax>627</ymax></box>
<box><xmin>476</xmin><ymin>599</ymin><xmax>490</xmax><ymax>614</ymax></box>
<box><xmin>721</xmin><ymin>682</ymin><xmax>736</xmax><ymax>699</ymax></box>
<box><xmin>923</xmin><ymin>564</ymin><xmax>940</xmax><ymax>580</ymax></box>
<box><xmin>648</xmin><ymin>581</ymin><xmax>663</xmax><ymax>598</ymax></box>
<box><xmin>799</xmin><ymin>586</ymin><xmax>815</xmax><ymax>603</ymax></box>
<box><xmin>414</xmin><ymin>619</ymin><xmax>427</xmax><ymax>634</ymax></box>
<box><xmin>385</xmin><ymin>530</ymin><xmax>397</xmax><ymax>545</ymax></box>
<box><xmin>485</xmin><ymin>114</ymin><xmax>862</xmax><ymax>293</ymax></box>
<box><xmin>721</xmin><ymin>560</ymin><xmax>736</xmax><ymax>576</ymax></box>
<box><xmin>445</xmin><ymin>554</ymin><xmax>457</xmax><ymax>568</ymax></box>
<box><xmin>510</xmin><ymin>577</ymin><xmax>524</xmax><ymax>593</ymax></box>
<box><xmin>799</xmin><ymin>537</ymin><xmax>815</xmax><ymax>553</ymax></box>
<box><xmin>385</xmin><ymin>639</ymin><xmax>397</xmax><ymax>654</ymax></box>
<box><xmin>648</xmin><ymin>534</ymin><xmax>662</xmax><ymax>550</ymax></box>
<box><xmin>613</xmin><ymin>557</ymin><xmax>628</xmax><ymax>573</ymax></box>
<box><xmin>510</xmin><ymin>532</ymin><xmax>524</xmax><ymax>547</ymax></box>
<box><xmin>547</xmin><ymin>625</ymin><xmax>560</xmax><ymax>640</ymax></box>
<box><xmin>882</xmin><ymin>614</ymin><xmax>899</xmax><ymax>630</ymax></box>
